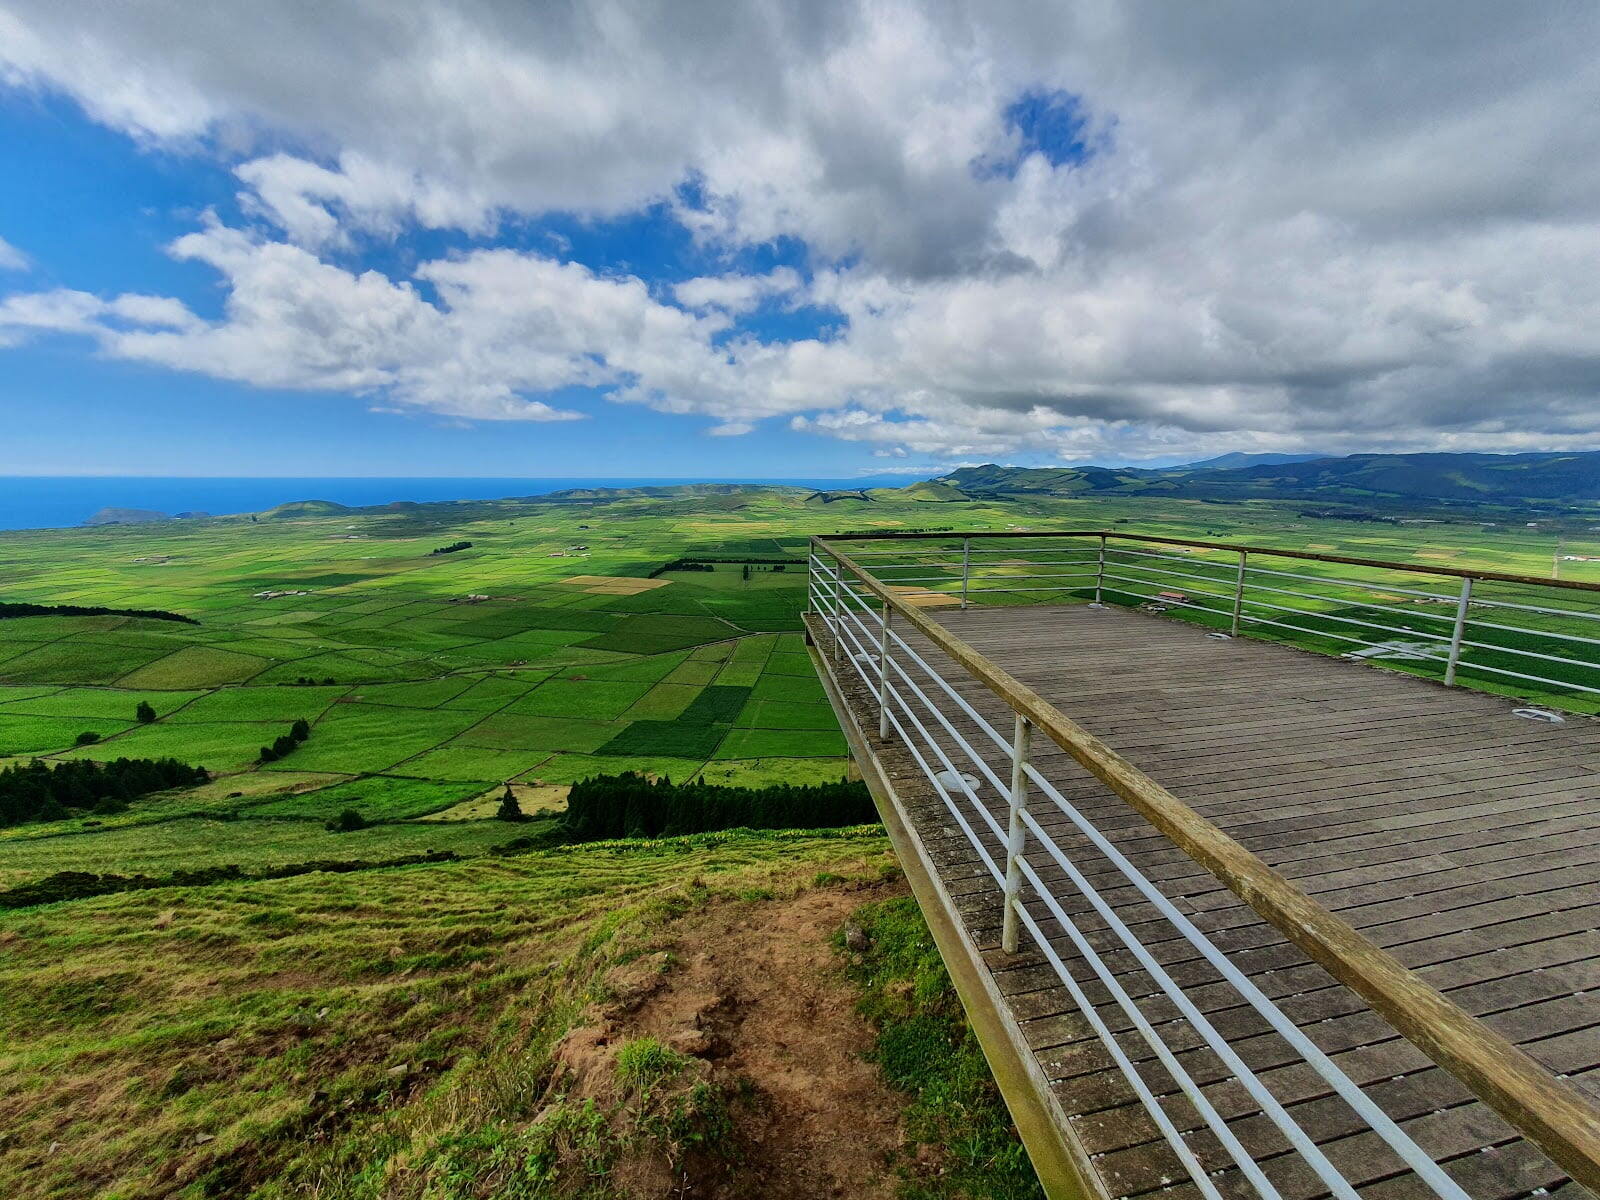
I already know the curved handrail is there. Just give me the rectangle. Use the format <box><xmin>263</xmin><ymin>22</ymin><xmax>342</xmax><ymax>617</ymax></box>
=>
<box><xmin>813</xmin><ymin>532</ymin><xmax>1600</xmax><ymax>1194</ymax></box>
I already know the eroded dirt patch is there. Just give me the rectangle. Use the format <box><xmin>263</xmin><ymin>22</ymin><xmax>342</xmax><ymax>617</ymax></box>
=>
<box><xmin>545</xmin><ymin>878</ymin><xmax>919</xmax><ymax>1198</ymax></box>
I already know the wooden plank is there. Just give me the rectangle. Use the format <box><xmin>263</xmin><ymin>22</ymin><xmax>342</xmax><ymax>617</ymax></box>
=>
<box><xmin>809</xmin><ymin>590</ymin><xmax>1600</xmax><ymax>1196</ymax></box>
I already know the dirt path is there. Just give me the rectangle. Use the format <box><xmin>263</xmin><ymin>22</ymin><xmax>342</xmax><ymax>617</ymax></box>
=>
<box><xmin>563</xmin><ymin>879</ymin><xmax>917</xmax><ymax>1197</ymax></box>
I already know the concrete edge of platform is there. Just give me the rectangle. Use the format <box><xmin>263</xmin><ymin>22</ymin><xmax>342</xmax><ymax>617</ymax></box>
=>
<box><xmin>805</xmin><ymin>616</ymin><xmax>1108</xmax><ymax>1200</ymax></box>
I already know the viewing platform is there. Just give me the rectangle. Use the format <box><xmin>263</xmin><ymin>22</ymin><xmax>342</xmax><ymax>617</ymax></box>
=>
<box><xmin>805</xmin><ymin>532</ymin><xmax>1600</xmax><ymax>1200</ymax></box>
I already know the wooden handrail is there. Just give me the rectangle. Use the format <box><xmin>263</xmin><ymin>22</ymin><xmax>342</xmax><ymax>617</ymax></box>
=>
<box><xmin>822</xmin><ymin>528</ymin><xmax>1600</xmax><ymax>594</ymax></box>
<box><xmin>814</xmin><ymin>533</ymin><xmax>1600</xmax><ymax>1193</ymax></box>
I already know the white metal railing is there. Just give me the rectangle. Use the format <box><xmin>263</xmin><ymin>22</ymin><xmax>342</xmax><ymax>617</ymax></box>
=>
<box><xmin>807</xmin><ymin>546</ymin><xmax>1478</xmax><ymax>1200</ymax></box>
<box><xmin>809</xmin><ymin>531</ymin><xmax>1600</xmax><ymax>709</ymax></box>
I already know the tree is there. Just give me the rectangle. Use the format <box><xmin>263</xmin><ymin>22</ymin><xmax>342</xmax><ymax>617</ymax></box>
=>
<box><xmin>326</xmin><ymin>808</ymin><xmax>366</xmax><ymax>832</ymax></box>
<box><xmin>259</xmin><ymin>744</ymin><xmax>278</xmax><ymax>762</ymax></box>
<box><xmin>742</xmin><ymin>563</ymin><xmax>751</xmax><ymax>581</ymax></box>
<box><xmin>75</xmin><ymin>730</ymin><xmax>101</xmax><ymax>746</ymax></box>
<box><xmin>496</xmin><ymin>786</ymin><xmax>526</xmax><ymax>823</ymax></box>
<box><xmin>290</xmin><ymin>718</ymin><xmax>311</xmax><ymax>743</ymax></box>
<box><xmin>135</xmin><ymin>701</ymin><xmax>157</xmax><ymax>724</ymax></box>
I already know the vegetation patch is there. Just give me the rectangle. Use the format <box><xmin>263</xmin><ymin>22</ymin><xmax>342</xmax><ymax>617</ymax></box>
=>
<box><xmin>0</xmin><ymin>848</ymin><xmax>464</xmax><ymax>908</ymax></box>
<box><xmin>0</xmin><ymin>601</ymin><xmax>197</xmax><ymax>624</ymax></box>
<box><xmin>0</xmin><ymin>756</ymin><xmax>209</xmax><ymax>826</ymax></box>
<box><xmin>676</xmin><ymin>684</ymin><xmax>752</xmax><ymax>726</ymax></box>
<box><xmin>118</xmin><ymin>645</ymin><xmax>269</xmax><ymax>689</ymax></box>
<box><xmin>580</xmin><ymin>614</ymin><xmax>733</xmax><ymax>655</ymax></box>
<box><xmin>564</xmin><ymin>772</ymin><xmax>875</xmax><ymax>840</ymax></box>
<box><xmin>840</xmin><ymin>895</ymin><xmax>1044</xmax><ymax>1200</ymax></box>
<box><xmin>596</xmin><ymin>720</ymin><xmax>727</xmax><ymax>759</ymax></box>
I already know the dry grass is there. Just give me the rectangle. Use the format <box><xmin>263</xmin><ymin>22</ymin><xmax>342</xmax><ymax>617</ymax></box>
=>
<box><xmin>558</xmin><ymin>576</ymin><xmax>673</xmax><ymax>595</ymax></box>
<box><xmin>0</xmin><ymin>828</ymin><xmax>892</xmax><ymax>1200</ymax></box>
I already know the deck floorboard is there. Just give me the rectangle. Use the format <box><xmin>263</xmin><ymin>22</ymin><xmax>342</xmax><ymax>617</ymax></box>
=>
<box><xmin>810</xmin><ymin>603</ymin><xmax>1600</xmax><ymax>1200</ymax></box>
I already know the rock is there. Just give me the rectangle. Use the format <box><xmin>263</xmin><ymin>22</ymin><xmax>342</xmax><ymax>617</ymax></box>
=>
<box><xmin>194</xmin><ymin>1133</ymin><xmax>215</xmax><ymax>1145</ymax></box>
<box><xmin>843</xmin><ymin>924</ymin><xmax>870</xmax><ymax>952</ymax></box>
<box><xmin>667</xmin><ymin>1028</ymin><xmax>715</xmax><ymax>1057</ymax></box>
<box><xmin>385</xmin><ymin>1063</ymin><xmax>409</xmax><ymax>1077</ymax></box>
<box><xmin>315</xmin><ymin>1007</ymin><xmax>329</xmax><ymax>1020</ymax></box>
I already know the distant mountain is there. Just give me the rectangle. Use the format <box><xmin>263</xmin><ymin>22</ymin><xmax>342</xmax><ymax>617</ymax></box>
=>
<box><xmin>928</xmin><ymin>450</ymin><xmax>1600</xmax><ymax>507</ymax></box>
<box><xmin>1173</xmin><ymin>452</ymin><xmax>1329</xmax><ymax>471</ymax></box>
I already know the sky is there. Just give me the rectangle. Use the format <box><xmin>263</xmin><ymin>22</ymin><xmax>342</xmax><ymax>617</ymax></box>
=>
<box><xmin>1</xmin><ymin>2</ymin><xmax>1599</xmax><ymax>478</ymax></box>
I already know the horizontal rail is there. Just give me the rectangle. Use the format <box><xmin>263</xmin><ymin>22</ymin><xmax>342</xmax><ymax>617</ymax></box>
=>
<box><xmin>823</xmin><ymin>528</ymin><xmax>1600</xmax><ymax>593</ymax></box>
<box><xmin>811</xmin><ymin>533</ymin><xmax>1600</xmax><ymax>1195</ymax></box>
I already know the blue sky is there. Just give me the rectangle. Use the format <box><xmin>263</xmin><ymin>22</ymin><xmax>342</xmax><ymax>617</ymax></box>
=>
<box><xmin>3</xmin><ymin>3</ymin><xmax>1598</xmax><ymax>477</ymax></box>
<box><xmin>0</xmin><ymin>94</ymin><xmax>870</xmax><ymax>478</ymax></box>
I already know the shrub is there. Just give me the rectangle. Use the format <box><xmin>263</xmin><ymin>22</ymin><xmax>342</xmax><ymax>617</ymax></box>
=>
<box><xmin>326</xmin><ymin>808</ymin><xmax>367</xmax><ymax>832</ymax></box>
<box><xmin>74</xmin><ymin>731</ymin><xmax>101</xmax><ymax>746</ymax></box>
<box><xmin>135</xmin><ymin>701</ymin><xmax>156</xmax><ymax>724</ymax></box>
<box><xmin>260</xmin><ymin>719</ymin><xmax>311</xmax><ymax>762</ymax></box>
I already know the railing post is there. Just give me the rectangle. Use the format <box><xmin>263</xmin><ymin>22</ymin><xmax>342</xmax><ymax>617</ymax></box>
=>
<box><xmin>1000</xmin><ymin>713</ymin><xmax>1033</xmax><ymax>954</ymax></box>
<box><xmin>1231</xmin><ymin>550</ymin><xmax>1248</xmax><ymax>637</ymax></box>
<box><xmin>959</xmin><ymin>537</ymin><xmax>972</xmax><ymax>609</ymax></box>
<box><xmin>826</xmin><ymin>558</ymin><xmax>842</xmax><ymax>666</ymax></box>
<box><xmin>1445</xmin><ymin>576</ymin><xmax>1474</xmax><ymax>686</ymax></box>
<box><xmin>876</xmin><ymin>603</ymin><xmax>893</xmax><ymax>739</ymax></box>
<box><xmin>1092</xmin><ymin>534</ymin><xmax>1107</xmax><ymax>606</ymax></box>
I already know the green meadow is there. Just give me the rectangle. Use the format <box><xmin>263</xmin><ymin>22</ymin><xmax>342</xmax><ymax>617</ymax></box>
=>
<box><xmin>3</xmin><ymin>482</ymin><xmax>1598</xmax><ymax>1196</ymax></box>
<box><xmin>4</xmin><ymin>484</ymin><xmax>1599</xmax><ymax>885</ymax></box>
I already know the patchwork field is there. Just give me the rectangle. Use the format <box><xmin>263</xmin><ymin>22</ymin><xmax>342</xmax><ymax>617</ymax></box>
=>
<box><xmin>4</xmin><ymin>481</ymin><xmax>1598</xmax><ymax>1197</ymax></box>
<box><xmin>0</xmin><ymin>497</ymin><xmax>859</xmax><ymax>875</ymax></box>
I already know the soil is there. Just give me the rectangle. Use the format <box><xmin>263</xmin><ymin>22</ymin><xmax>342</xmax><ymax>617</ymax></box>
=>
<box><xmin>552</xmin><ymin>879</ymin><xmax>919</xmax><ymax>1198</ymax></box>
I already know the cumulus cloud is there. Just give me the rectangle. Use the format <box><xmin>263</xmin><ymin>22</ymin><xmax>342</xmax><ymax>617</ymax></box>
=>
<box><xmin>674</xmin><ymin>268</ymin><xmax>802</xmax><ymax>316</ymax></box>
<box><xmin>3</xmin><ymin>1</ymin><xmax>1600</xmax><ymax>458</ymax></box>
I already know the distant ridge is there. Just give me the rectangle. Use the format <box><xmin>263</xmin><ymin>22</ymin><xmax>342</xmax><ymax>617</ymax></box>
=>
<box><xmin>1173</xmin><ymin>452</ymin><xmax>1329</xmax><ymax>471</ymax></box>
<box><xmin>538</xmin><ymin>483</ymin><xmax>807</xmax><ymax>501</ymax></box>
<box><xmin>924</xmin><ymin>450</ymin><xmax>1600</xmax><ymax>506</ymax></box>
<box><xmin>82</xmin><ymin>507</ymin><xmax>169</xmax><ymax>525</ymax></box>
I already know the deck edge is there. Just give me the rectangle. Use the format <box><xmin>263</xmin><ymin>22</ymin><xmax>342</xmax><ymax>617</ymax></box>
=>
<box><xmin>805</xmin><ymin>617</ymin><xmax>1108</xmax><ymax>1200</ymax></box>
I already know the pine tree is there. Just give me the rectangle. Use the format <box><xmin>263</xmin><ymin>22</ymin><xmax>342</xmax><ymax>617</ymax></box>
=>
<box><xmin>495</xmin><ymin>786</ymin><xmax>526</xmax><ymax>822</ymax></box>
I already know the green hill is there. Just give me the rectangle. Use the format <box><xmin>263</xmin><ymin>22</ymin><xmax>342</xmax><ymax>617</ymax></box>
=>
<box><xmin>260</xmin><ymin>499</ymin><xmax>353</xmax><ymax>519</ymax></box>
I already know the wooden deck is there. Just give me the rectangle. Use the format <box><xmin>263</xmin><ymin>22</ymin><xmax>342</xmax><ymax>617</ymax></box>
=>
<box><xmin>808</xmin><ymin>602</ymin><xmax>1600</xmax><ymax>1200</ymax></box>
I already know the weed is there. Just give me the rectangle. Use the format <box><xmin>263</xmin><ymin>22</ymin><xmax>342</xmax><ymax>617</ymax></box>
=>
<box><xmin>840</xmin><ymin>895</ymin><xmax>1043</xmax><ymax>1200</ymax></box>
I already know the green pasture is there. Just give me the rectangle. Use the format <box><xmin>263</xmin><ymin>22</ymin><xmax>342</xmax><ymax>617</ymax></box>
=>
<box><xmin>6</xmin><ymin>482</ymin><xmax>1600</xmax><ymax>907</ymax></box>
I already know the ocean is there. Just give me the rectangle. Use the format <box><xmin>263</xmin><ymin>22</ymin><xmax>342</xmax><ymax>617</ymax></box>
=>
<box><xmin>0</xmin><ymin>476</ymin><xmax>913</xmax><ymax>533</ymax></box>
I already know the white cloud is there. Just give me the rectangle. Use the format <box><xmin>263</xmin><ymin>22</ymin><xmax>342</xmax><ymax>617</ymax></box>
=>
<box><xmin>673</xmin><ymin>268</ymin><xmax>802</xmax><ymax>316</ymax></box>
<box><xmin>234</xmin><ymin>153</ymin><xmax>494</xmax><ymax>249</ymax></box>
<box><xmin>3</xmin><ymin>2</ymin><xmax>1600</xmax><ymax>459</ymax></box>
<box><xmin>0</xmin><ymin>236</ymin><xmax>28</xmax><ymax>271</ymax></box>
